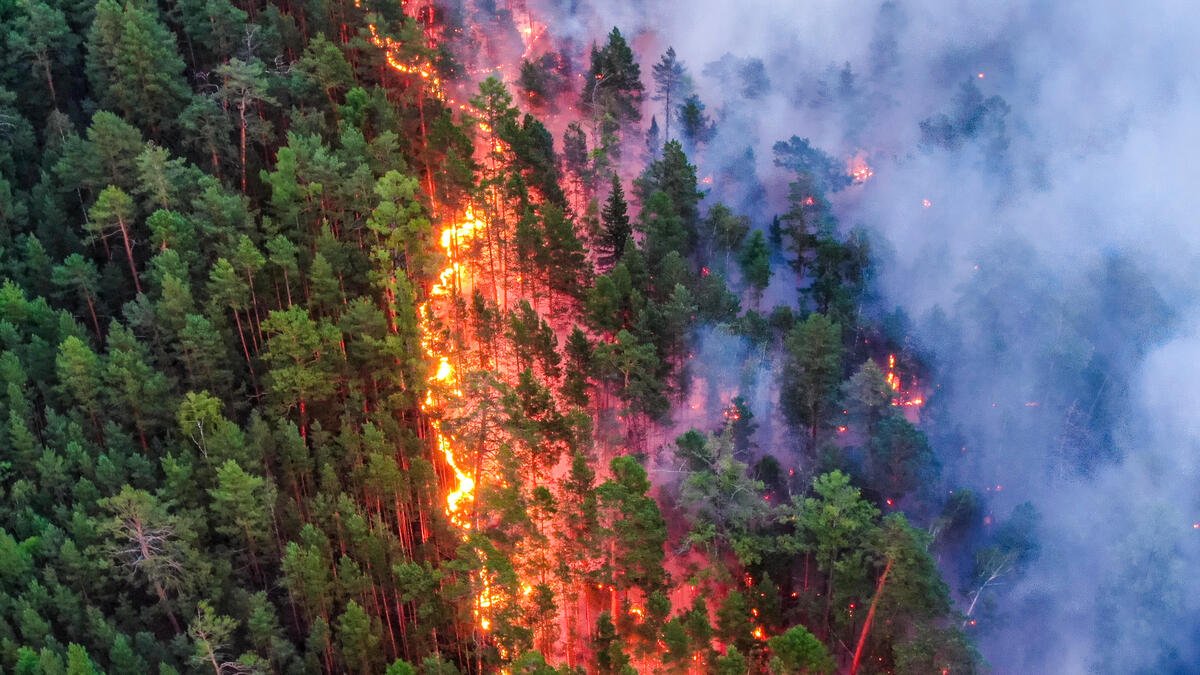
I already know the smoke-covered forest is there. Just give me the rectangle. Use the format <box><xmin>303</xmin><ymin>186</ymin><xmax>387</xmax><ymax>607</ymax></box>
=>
<box><xmin>0</xmin><ymin>0</ymin><xmax>1196</xmax><ymax>673</ymax></box>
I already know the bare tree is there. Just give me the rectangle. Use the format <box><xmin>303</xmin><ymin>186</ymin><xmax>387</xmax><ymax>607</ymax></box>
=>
<box><xmin>100</xmin><ymin>486</ymin><xmax>189</xmax><ymax>632</ymax></box>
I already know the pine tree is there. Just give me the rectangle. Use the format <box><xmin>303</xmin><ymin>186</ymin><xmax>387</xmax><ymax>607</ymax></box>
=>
<box><xmin>86</xmin><ymin>186</ymin><xmax>142</xmax><ymax>295</ymax></box>
<box><xmin>209</xmin><ymin>459</ymin><xmax>275</xmax><ymax>578</ymax></box>
<box><xmin>215</xmin><ymin>58</ymin><xmax>277</xmax><ymax>193</ymax></box>
<box><xmin>598</xmin><ymin>175</ymin><xmax>631</xmax><ymax>271</ymax></box>
<box><xmin>85</xmin><ymin>0</ymin><xmax>189</xmax><ymax>136</ymax></box>
<box><xmin>676</xmin><ymin>95</ymin><xmax>714</xmax><ymax>152</ymax></box>
<box><xmin>9</xmin><ymin>0</ymin><xmax>77</xmax><ymax>109</ymax></box>
<box><xmin>337</xmin><ymin>600</ymin><xmax>382</xmax><ymax>674</ymax></box>
<box><xmin>737</xmin><ymin>229</ymin><xmax>771</xmax><ymax>306</ymax></box>
<box><xmin>582</xmin><ymin>27</ymin><xmax>645</xmax><ymax>161</ymax></box>
<box><xmin>780</xmin><ymin>313</ymin><xmax>844</xmax><ymax>449</ymax></box>
<box><xmin>651</xmin><ymin>47</ymin><xmax>688</xmax><ymax>142</ymax></box>
<box><xmin>51</xmin><ymin>254</ymin><xmax>103</xmax><ymax>338</ymax></box>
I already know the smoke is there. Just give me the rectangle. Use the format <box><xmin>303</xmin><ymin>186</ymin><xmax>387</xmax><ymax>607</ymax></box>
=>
<box><xmin>525</xmin><ymin>0</ymin><xmax>1200</xmax><ymax>670</ymax></box>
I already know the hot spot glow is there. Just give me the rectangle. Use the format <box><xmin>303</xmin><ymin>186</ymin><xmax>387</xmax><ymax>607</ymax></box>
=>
<box><xmin>884</xmin><ymin>353</ymin><xmax>925</xmax><ymax>408</ymax></box>
<box><xmin>355</xmin><ymin>0</ymin><xmax>445</xmax><ymax>99</ymax></box>
<box><xmin>849</xmin><ymin>152</ymin><xmax>874</xmax><ymax>184</ymax></box>
<box><xmin>418</xmin><ymin>207</ymin><xmax>492</xmax><ymax>629</ymax></box>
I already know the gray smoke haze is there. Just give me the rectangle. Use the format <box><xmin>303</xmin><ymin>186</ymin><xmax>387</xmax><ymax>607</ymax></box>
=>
<box><xmin>527</xmin><ymin>0</ymin><xmax>1200</xmax><ymax>671</ymax></box>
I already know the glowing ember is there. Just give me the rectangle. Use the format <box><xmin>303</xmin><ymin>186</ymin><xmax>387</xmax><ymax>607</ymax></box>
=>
<box><xmin>884</xmin><ymin>353</ymin><xmax>925</xmax><ymax>408</ymax></box>
<box><xmin>723</xmin><ymin>403</ymin><xmax>742</xmax><ymax>422</ymax></box>
<box><xmin>752</xmin><ymin>626</ymin><xmax>766</xmax><ymax>640</ymax></box>
<box><xmin>849</xmin><ymin>152</ymin><xmax>874</xmax><ymax>184</ymax></box>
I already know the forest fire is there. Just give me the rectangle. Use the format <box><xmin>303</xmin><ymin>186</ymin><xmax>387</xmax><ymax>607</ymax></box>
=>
<box><xmin>418</xmin><ymin>207</ymin><xmax>496</xmax><ymax>630</ymax></box>
<box><xmin>849</xmin><ymin>152</ymin><xmax>874</xmax><ymax>183</ymax></box>
<box><xmin>357</xmin><ymin>0</ymin><xmax>445</xmax><ymax>99</ymax></box>
<box><xmin>421</xmin><ymin>208</ymin><xmax>488</xmax><ymax>526</ymax></box>
<box><xmin>885</xmin><ymin>354</ymin><xmax>925</xmax><ymax>407</ymax></box>
<box><xmin>0</xmin><ymin>0</ymin><xmax>1094</xmax><ymax>669</ymax></box>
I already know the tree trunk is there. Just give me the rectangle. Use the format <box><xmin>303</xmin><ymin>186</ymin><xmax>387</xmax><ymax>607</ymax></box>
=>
<box><xmin>39</xmin><ymin>55</ymin><xmax>57</xmax><ymax>109</ymax></box>
<box><xmin>850</xmin><ymin>558</ymin><xmax>893</xmax><ymax>675</ymax></box>
<box><xmin>84</xmin><ymin>292</ymin><xmax>102</xmax><ymax>339</ymax></box>
<box><xmin>232</xmin><ymin>309</ymin><xmax>256</xmax><ymax>381</ymax></box>
<box><xmin>116</xmin><ymin>215</ymin><xmax>142</xmax><ymax>295</ymax></box>
<box><xmin>239</xmin><ymin>98</ymin><xmax>249</xmax><ymax>193</ymax></box>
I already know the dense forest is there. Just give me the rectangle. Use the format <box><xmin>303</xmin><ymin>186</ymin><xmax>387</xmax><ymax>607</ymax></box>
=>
<box><xmin>0</xmin><ymin>0</ymin><xmax>1037</xmax><ymax>672</ymax></box>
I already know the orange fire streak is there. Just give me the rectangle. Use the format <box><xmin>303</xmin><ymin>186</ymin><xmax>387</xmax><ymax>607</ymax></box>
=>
<box><xmin>356</xmin><ymin>0</ymin><xmax>445</xmax><ymax>99</ymax></box>
<box><xmin>419</xmin><ymin>208</ymin><xmax>487</xmax><ymax>527</ymax></box>
<box><xmin>418</xmin><ymin>208</ymin><xmax>496</xmax><ymax>631</ymax></box>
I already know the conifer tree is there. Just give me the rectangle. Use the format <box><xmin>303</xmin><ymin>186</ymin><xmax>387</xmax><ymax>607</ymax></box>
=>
<box><xmin>651</xmin><ymin>47</ymin><xmax>688</xmax><ymax>142</ymax></box>
<box><xmin>86</xmin><ymin>0</ymin><xmax>189</xmax><ymax>136</ymax></box>
<box><xmin>598</xmin><ymin>175</ymin><xmax>631</xmax><ymax>271</ymax></box>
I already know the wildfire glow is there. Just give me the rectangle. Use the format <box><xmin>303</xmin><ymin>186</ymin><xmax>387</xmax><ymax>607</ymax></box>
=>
<box><xmin>355</xmin><ymin>0</ymin><xmax>445</xmax><ymax>99</ymax></box>
<box><xmin>418</xmin><ymin>207</ymin><xmax>491</xmax><ymax>629</ymax></box>
<box><xmin>420</xmin><ymin>208</ymin><xmax>488</xmax><ymax>525</ymax></box>
<box><xmin>849</xmin><ymin>152</ymin><xmax>874</xmax><ymax>184</ymax></box>
<box><xmin>885</xmin><ymin>353</ymin><xmax>925</xmax><ymax>407</ymax></box>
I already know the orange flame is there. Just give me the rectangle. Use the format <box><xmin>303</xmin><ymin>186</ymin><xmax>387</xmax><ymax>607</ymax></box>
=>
<box><xmin>355</xmin><ymin>0</ymin><xmax>445</xmax><ymax>99</ymax></box>
<box><xmin>884</xmin><ymin>353</ymin><xmax>924</xmax><ymax>407</ymax></box>
<box><xmin>849</xmin><ymin>152</ymin><xmax>874</xmax><ymax>184</ymax></box>
<box><xmin>420</xmin><ymin>208</ymin><xmax>487</xmax><ymax>526</ymax></box>
<box><xmin>418</xmin><ymin>207</ymin><xmax>493</xmax><ymax>630</ymax></box>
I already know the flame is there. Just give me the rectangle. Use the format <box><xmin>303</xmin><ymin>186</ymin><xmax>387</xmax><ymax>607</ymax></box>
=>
<box><xmin>884</xmin><ymin>353</ymin><xmax>924</xmax><ymax>408</ymax></box>
<box><xmin>752</xmin><ymin>626</ymin><xmax>765</xmax><ymax>640</ymax></box>
<box><xmin>885</xmin><ymin>354</ymin><xmax>900</xmax><ymax>391</ymax></box>
<box><xmin>355</xmin><ymin>0</ymin><xmax>444</xmax><ymax>99</ymax></box>
<box><xmin>723</xmin><ymin>403</ymin><xmax>742</xmax><ymax>422</ymax></box>
<box><xmin>418</xmin><ymin>207</ymin><xmax>491</xmax><ymax>629</ymax></box>
<box><xmin>420</xmin><ymin>208</ymin><xmax>488</xmax><ymax>526</ymax></box>
<box><xmin>849</xmin><ymin>152</ymin><xmax>874</xmax><ymax>184</ymax></box>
